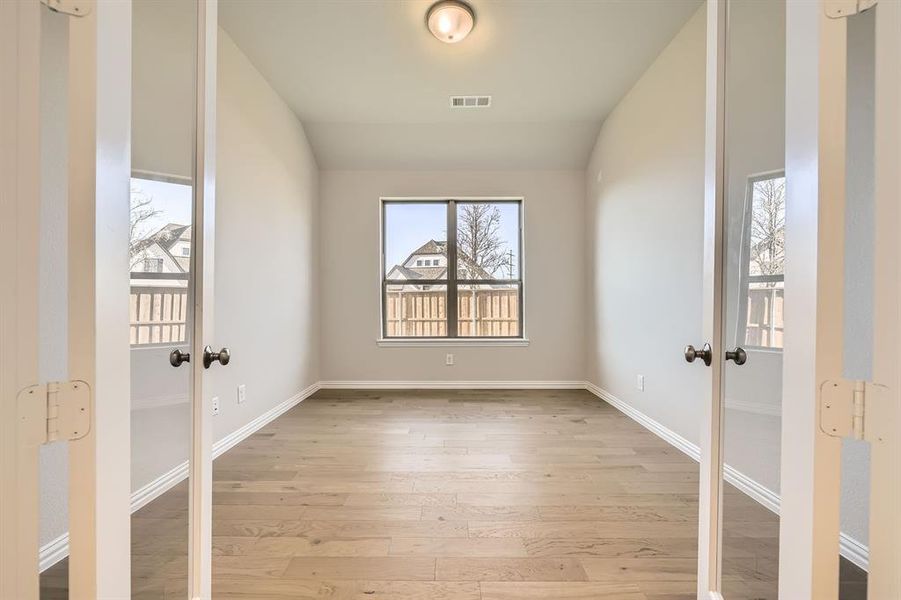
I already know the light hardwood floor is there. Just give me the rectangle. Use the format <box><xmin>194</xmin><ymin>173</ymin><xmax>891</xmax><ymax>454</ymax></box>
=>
<box><xmin>40</xmin><ymin>389</ymin><xmax>866</xmax><ymax>599</ymax></box>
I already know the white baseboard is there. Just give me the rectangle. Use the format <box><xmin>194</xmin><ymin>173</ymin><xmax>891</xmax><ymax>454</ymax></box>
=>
<box><xmin>213</xmin><ymin>382</ymin><xmax>320</xmax><ymax>458</ymax></box>
<box><xmin>839</xmin><ymin>532</ymin><xmax>869</xmax><ymax>572</ymax></box>
<box><xmin>39</xmin><ymin>382</ymin><xmax>320</xmax><ymax>572</ymax></box>
<box><xmin>586</xmin><ymin>382</ymin><xmax>700</xmax><ymax>460</ymax></box>
<box><xmin>584</xmin><ymin>382</ymin><xmax>869</xmax><ymax>571</ymax></box>
<box><xmin>130</xmin><ymin>461</ymin><xmax>191</xmax><ymax>513</ymax></box>
<box><xmin>725</xmin><ymin>398</ymin><xmax>781</xmax><ymax>417</ymax></box>
<box><xmin>318</xmin><ymin>380</ymin><xmax>586</xmax><ymax>390</ymax></box>
<box><xmin>38</xmin><ymin>532</ymin><xmax>69</xmax><ymax>573</ymax></box>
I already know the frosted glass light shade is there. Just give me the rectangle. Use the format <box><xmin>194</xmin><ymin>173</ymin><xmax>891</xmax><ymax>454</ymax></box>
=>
<box><xmin>427</xmin><ymin>1</ymin><xmax>475</xmax><ymax>44</ymax></box>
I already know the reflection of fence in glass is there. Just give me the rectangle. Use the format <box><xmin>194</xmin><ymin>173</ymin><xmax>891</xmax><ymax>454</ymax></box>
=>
<box><xmin>385</xmin><ymin>286</ymin><xmax>519</xmax><ymax>337</ymax></box>
<box><xmin>745</xmin><ymin>281</ymin><xmax>784</xmax><ymax>348</ymax></box>
<box><xmin>130</xmin><ymin>273</ymin><xmax>189</xmax><ymax>346</ymax></box>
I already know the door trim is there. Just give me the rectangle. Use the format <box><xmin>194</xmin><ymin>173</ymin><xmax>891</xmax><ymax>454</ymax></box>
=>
<box><xmin>697</xmin><ymin>0</ymin><xmax>727</xmax><ymax>597</ymax></box>
<box><xmin>0</xmin><ymin>1</ymin><xmax>42</xmax><ymax>597</ymax></box>
<box><xmin>779</xmin><ymin>1</ymin><xmax>848</xmax><ymax>598</ymax></box>
<box><xmin>66</xmin><ymin>0</ymin><xmax>133</xmax><ymax>596</ymax></box>
<box><xmin>188</xmin><ymin>1</ymin><xmax>217</xmax><ymax>598</ymax></box>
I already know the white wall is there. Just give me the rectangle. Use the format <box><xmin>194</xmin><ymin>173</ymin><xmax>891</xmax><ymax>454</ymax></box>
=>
<box><xmin>209</xmin><ymin>29</ymin><xmax>319</xmax><ymax>441</ymax></box>
<box><xmin>129</xmin><ymin>8</ymin><xmax>320</xmax><ymax>491</ymax></box>
<box><xmin>319</xmin><ymin>170</ymin><xmax>585</xmax><ymax>383</ymax></box>
<box><xmin>584</xmin><ymin>0</ymin><xmax>786</xmax><ymax>504</ymax></box>
<box><xmin>585</xmin><ymin>8</ymin><xmax>707</xmax><ymax>445</ymax></box>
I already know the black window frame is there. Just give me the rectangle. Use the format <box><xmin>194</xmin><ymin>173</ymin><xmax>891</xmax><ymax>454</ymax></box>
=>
<box><xmin>380</xmin><ymin>198</ymin><xmax>524</xmax><ymax>340</ymax></box>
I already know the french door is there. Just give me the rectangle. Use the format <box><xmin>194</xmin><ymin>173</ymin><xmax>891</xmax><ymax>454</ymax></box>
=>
<box><xmin>694</xmin><ymin>1</ymin><xmax>901</xmax><ymax>599</ymax></box>
<box><xmin>0</xmin><ymin>0</ymin><xmax>219</xmax><ymax>598</ymax></box>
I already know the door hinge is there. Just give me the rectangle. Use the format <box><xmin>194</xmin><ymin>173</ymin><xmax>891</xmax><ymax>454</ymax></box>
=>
<box><xmin>17</xmin><ymin>381</ymin><xmax>91</xmax><ymax>446</ymax></box>
<box><xmin>825</xmin><ymin>0</ymin><xmax>878</xmax><ymax>19</ymax></box>
<box><xmin>40</xmin><ymin>0</ymin><xmax>91</xmax><ymax>17</ymax></box>
<box><xmin>819</xmin><ymin>379</ymin><xmax>891</xmax><ymax>442</ymax></box>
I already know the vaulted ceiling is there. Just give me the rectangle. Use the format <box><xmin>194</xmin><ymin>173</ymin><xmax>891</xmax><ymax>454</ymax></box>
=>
<box><xmin>219</xmin><ymin>0</ymin><xmax>701</xmax><ymax>170</ymax></box>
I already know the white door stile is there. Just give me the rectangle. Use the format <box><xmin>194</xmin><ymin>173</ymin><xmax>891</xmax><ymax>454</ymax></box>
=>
<box><xmin>779</xmin><ymin>1</ymin><xmax>847</xmax><ymax>598</ymax></box>
<box><xmin>0</xmin><ymin>1</ymin><xmax>42</xmax><ymax>597</ymax></box>
<box><xmin>189</xmin><ymin>1</ymin><xmax>217</xmax><ymax>597</ymax></box>
<box><xmin>66</xmin><ymin>0</ymin><xmax>133</xmax><ymax>597</ymax></box>
<box><xmin>869</xmin><ymin>0</ymin><xmax>901</xmax><ymax>596</ymax></box>
<box><xmin>698</xmin><ymin>1</ymin><xmax>726</xmax><ymax>598</ymax></box>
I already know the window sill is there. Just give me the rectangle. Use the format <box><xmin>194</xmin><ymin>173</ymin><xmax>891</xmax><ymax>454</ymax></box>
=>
<box><xmin>377</xmin><ymin>338</ymin><xmax>530</xmax><ymax>348</ymax></box>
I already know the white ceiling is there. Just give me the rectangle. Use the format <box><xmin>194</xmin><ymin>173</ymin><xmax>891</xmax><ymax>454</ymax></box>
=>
<box><xmin>219</xmin><ymin>0</ymin><xmax>701</xmax><ymax>170</ymax></box>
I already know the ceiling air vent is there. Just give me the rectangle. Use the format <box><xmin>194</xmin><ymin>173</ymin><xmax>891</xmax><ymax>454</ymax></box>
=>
<box><xmin>450</xmin><ymin>95</ymin><xmax>491</xmax><ymax>109</ymax></box>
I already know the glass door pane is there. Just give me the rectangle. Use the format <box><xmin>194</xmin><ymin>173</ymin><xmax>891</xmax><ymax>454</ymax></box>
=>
<box><xmin>38</xmin><ymin>3</ymin><xmax>72</xmax><ymax>596</ymax></box>
<box><xmin>838</xmin><ymin>5</ymin><xmax>877</xmax><ymax>598</ymax></box>
<box><xmin>131</xmin><ymin>0</ymin><xmax>197</xmax><ymax>596</ymax></box>
<box><xmin>721</xmin><ymin>1</ymin><xmax>785</xmax><ymax>598</ymax></box>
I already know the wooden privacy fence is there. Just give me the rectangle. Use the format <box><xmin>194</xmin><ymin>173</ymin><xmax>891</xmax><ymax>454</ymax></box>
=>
<box><xmin>385</xmin><ymin>287</ymin><xmax>519</xmax><ymax>337</ymax></box>
<box><xmin>744</xmin><ymin>285</ymin><xmax>784</xmax><ymax>348</ymax></box>
<box><xmin>130</xmin><ymin>284</ymin><xmax>189</xmax><ymax>346</ymax></box>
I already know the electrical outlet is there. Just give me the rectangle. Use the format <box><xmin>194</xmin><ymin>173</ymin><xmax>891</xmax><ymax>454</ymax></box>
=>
<box><xmin>212</xmin><ymin>396</ymin><xmax>220</xmax><ymax>416</ymax></box>
<box><xmin>446</xmin><ymin>353</ymin><xmax>455</xmax><ymax>366</ymax></box>
<box><xmin>237</xmin><ymin>384</ymin><xmax>246</xmax><ymax>404</ymax></box>
<box><xmin>636</xmin><ymin>375</ymin><xmax>645</xmax><ymax>392</ymax></box>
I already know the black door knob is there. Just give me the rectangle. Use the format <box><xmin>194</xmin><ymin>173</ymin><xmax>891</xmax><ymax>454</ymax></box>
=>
<box><xmin>203</xmin><ymin>345</ymin><xmax>230</xmax><ymax>369</ymax></box>
<box><xmin>684</xmin><ymin>343</ymin><xmax>713</xmax><ymax>366</ymax></box>
<box><xmin>169</xmin><ymin>349</ymin><xmax>190</xmax><ymax>368</ymax></box>
<box><xmin>726</xmin><ymin>347</ymin><xmax>748</xmax><ymax>365</ymax></box>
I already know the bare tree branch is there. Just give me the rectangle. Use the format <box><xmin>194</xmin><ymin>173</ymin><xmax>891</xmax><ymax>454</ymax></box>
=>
<box><xmin>129</xmin><ymin>183</ymin><xmax>165</xmax><ymax>270</ymax></box>
<box><xmin>456</xmin><ymin>204</ymin><xmax>514</xmax><ymax>278</ymax></box>
<box><xmin>749</xmin><ymin>177</ymin><xmax>785</xmax><ymax>279</ymax></box>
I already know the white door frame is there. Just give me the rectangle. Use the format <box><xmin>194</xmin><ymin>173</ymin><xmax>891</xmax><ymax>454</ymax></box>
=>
<box><xmin>66</xmin><ymin>0</ymin><xmax>133</xmax><ymax>596</ymax></box>
<box><xmin>0</xmin><ymin>1</ymin><xmax>43</xmax><ymax>597</ymax></box>
<box><xmin>778</xmin><ymin>0</ymin><xmax>847</xmax><ymax>597</ymax></box>
<box><xmin>1</xmin><ymin>0</ymin><xmax>133</xmax><ymax>598</ymax></box>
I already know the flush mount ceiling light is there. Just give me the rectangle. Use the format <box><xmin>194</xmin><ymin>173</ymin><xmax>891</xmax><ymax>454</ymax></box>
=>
<box><xmin>427</xmin><ymin>0</ymin><xmax>475</xmax><ymax>44</ymax></box>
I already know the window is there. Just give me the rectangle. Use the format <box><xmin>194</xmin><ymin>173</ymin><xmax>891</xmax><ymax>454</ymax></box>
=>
<box><xmin>143</xmin><ymin>258</ymin><xmax>164</xmax><ymax>273</ymax></box>
<box><xmin>382</xmin><ymin>199</ymin><xmax>523</xmax><ymax>339</ymax></box>
<box><xmin>740</xmin><ymin>173</ymin><xmax>785</xmax><ymax>349</ymax></box>
<box><xmin>129</xmin><ymin>175</ymin><xmax>192</xmax><ymax>346</ymax></box>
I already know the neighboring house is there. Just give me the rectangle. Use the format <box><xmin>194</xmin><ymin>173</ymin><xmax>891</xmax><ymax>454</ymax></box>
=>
<box><xmin>130</xmin><ymin>223</ymin><xmax>191</xmax><ymax>288</ymax></box>
<box><xmin>386</xmin><ymin>239</ymin><xmax>491</xmax><ymax>290</ymax></box>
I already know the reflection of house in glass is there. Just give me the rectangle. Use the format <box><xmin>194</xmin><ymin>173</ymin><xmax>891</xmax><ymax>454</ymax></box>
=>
<box><xmin>132</xmin><ymin>223</ymin><xmax>191</xmax><ymax>275</ymax></box>
<box><xmin>384</xmin><ymin>240</ymin><xmax>519</xmax><ymax>337</ymax></box>
<box><xmin>130</xmin><ymin>224</ymin><xmax>191</xmax><ymax>346</ymax></box>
